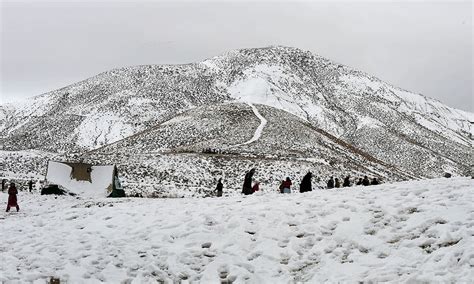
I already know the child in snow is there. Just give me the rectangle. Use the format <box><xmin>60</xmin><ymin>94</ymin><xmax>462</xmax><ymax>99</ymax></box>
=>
<box><xmin>6</xmin><ymin>182</ymin><xmax>19</xmax><ymax>212</ymax></box>
<box><xmin>282</xmin><ymin>177</ymin><xmax>292</xmax><ymax>193</ymax></box>
<box><xmin>252</xmin><ymin>181</ymin><xmax>260</xmax><ymax>193</ymax></box>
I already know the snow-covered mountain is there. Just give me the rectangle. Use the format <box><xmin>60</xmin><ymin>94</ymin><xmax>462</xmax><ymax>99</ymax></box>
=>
<box><xmin>1</xmin><ymin>46</ymin><xmax>472</xmax><ymax>194</ymax></box>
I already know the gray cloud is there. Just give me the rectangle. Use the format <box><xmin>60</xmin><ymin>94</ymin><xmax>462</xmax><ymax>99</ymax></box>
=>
<box><xmin>1</xmin><ymin>1</ymin><xmax>472</xmax><ymax>111</ymax></box>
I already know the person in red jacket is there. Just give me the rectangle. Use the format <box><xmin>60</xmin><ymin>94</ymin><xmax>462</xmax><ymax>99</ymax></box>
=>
<box><xmin>6</xmin><ymin>182</ymin><xmax>19</xmax><ymax>212</ymax></box>
<box><xmin>252</xmin><ymin>181</ymin><xmax>260</xmax><ymax>193</ymax></box>
<box><xmin>282</xmin><ymin>177</ymin><xmax>292</xmax><ymax>193</ymax></box>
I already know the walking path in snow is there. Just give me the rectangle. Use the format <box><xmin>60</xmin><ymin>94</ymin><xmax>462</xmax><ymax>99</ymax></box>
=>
<box><xmin>229</xmin><ymin>102</ymin><xmax>267</xmax><ymax>147</ymax></box>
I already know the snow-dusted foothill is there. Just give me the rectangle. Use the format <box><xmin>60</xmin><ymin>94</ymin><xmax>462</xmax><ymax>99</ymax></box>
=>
<box><xmin>1</xmin><ymin>178</ymin><xmax>472</xmax><ymax>283</ymax></box>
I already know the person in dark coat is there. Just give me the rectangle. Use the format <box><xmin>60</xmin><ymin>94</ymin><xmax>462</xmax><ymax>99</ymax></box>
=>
<box><xmin>282</xmin><ymin>177</ymin><xmax>292</xmax><ymax>193</ymax></box>
<box><xmin>343</xmin><ymin>176</ymin><xmax>351</xmax><ymax>187</ymax></box>
<box><xmin>335</xmin><ymin>178</ymin><xmax>341</xmax><ymax>188</ymax></box>
<box><xmin>215</xmin><ymin>178</ymin><xmax>223</xmax><ymax>197</ymax></box>
<box><xmin>28</xmin><ymin>180</ymin><xmax>33</xmax><ymax>192</ymax></box>
<box><xmin>300</xmin><ymin>172</ymin><xmax>313</xmax><ymax>193</ymax></box>
<box><xmin>6</xmin><ymin>182</ymin><xmax>19</xmax><ymax>212</ymax></box>
<box><xmin>371</xmin><ymin>177</ymin><xmax>380</xmax><ymax>185</ymax></box>
<box><xmin>362</xmin><ymin>176</ymin><xmax>370</xmax><ymax>186</ymax></box>
<box><xmin>1</xmin><ymin>179</ymin><xmax>6</xmax><ymax>192</ymax></box>
<box><xmin>356</xmin><ymin>178</ymin><xmax>363</xmax><ymax>186</ymax></box>
<box><xmin>242</xmin><ymin>168</ymin><xmax>255</xmax><ymax>195</ymax></box>
<box><xmin>327</xmin><ymin>177</ymin><xmax>334</xmax><ymax>189</ymax></box>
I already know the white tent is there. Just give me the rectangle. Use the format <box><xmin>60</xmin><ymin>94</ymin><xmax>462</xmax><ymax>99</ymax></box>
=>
<box><xmin>45</xmin><ymin>161</ymin><xmax>121</xmax><ymax>197</ymax></box>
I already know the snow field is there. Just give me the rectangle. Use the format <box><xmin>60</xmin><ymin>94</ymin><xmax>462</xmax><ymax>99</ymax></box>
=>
<box><xmin>0</xmin><ymin>178</ymin><xmax>473</xmax><ymax>283</ymax></box>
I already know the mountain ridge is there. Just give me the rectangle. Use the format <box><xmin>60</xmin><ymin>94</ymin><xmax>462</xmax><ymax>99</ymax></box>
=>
<box><xmin>0</xmin><ymin>46</ymin><xmax>471</xmax><ymax>195</ymax></box>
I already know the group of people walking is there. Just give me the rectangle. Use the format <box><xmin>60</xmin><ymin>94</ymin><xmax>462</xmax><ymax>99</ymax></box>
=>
<box><xmin>240</xmin><ymin>168</ymin><xmax>312</xmax><ymax>195</ymax></box>
<box><xmin>3</xmin><ymin>171</ymin><xmax>381</xmax><ymax>208</ymax></box>
<box><xmin>278</xmin><ymin>171</ymin><xmax>313</xmax><ymax>194</ymax></box>
<box><xmin>327</xmin><ymin>175</ymin><xmax>379</xmax><ymax>189</ymax></box>
<box><xmin>213</xmin><ymin>169</ymin><xmax>382</xmax><ymax>197</ymax></box>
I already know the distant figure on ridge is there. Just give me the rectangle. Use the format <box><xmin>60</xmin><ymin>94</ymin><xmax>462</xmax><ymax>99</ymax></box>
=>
<box><xmin>242</xmin><ymin>168</ymin><xmax>255</xmax><ymax>195</ymax></box>
<box><xmin>356</xmin><ymin>178</ymin><xmax>363</xmax><ymax>186</ymax></box>
<box><xmin>371</xmin><ymin>177</ymin><xmax>380</xmax><ymax>185</ymax></box>
<box><xmin>1</xmin><ymin>179</ymin><xmax>6</xmax><ymax>192</ymax></box>
<box><xmin>343</xmin><ymin>176</ymin><xmax>351</xmax><ymax>187</ymax></box>
<box><xmin>362</xmin><ymin>176</ymin><xmax>370</xmax><ymax>186</ymax></box>
<box><xmin>282</xmin><ymin>177</ymin><xmax>292</xmax><ymax>193</ymax></box>
<box><xmin>327</xmin><ymin>177</ymin><xmax>334</xmax><ymax>189</ymax></box>
<box><xmin>28</xmin><ymin>180</ymin><xmax>33</xmax><ymax>192</ymax></box>
<box><xmin>300</xmin><ymin>172</ymin><xmax>313</xmax><ymax>193</ymax></box>
<box><xmin>215</xmin><ymin>178</ymin><xmax>223</xmax><ymax>197</ymax></box>
<box><xmin>6</xmin><ymin>182</ymin><xmax>19</xmax><ymax>212</ymax></box>
<box><xmin>335</xmin><ymin>178</ymin><xmax>341</xmax><ymax>188</ymax></box>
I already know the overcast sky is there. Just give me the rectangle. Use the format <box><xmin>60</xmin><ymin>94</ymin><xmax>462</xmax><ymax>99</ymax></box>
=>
<box><xmin>1</xmin><ymin>0</ymin><xmax>472</xmax><ymax>111</ymax></box>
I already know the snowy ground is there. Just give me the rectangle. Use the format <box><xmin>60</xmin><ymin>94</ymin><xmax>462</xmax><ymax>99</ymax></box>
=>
<box><xmin>0</xmin><ymin>178</ymin><xmax>473</xmax><ymax>283</ymax></box>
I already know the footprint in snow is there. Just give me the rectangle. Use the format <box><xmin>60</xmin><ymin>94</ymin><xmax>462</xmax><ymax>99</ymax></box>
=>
<box><xmin>218</xmin><ymin>265</ymin><xmax>236</xmax><ymax>283</ymax></box>
<box><xmin>364</xmin><ymin>227</ymin><xmax>377</xmax><ymax>235</ymax></box>
<box><xmin>339</xmin><ymin>204</ymin><xmax>350</xmax><ymax>209</ymax></box>
<box><xmin>296</xmin><ymin>232</ymin><xmax>305</xmax><ymax>238</ymax></box>
<box><xmin>218</xmin><ymin>264</ymin><xmax>229</xmax><ymax>278</ymax></box>
<box><xmin>65</xmin><ymin>215</ymin><xmax>79</xmax><ymax>220</ymax></box>
<box><xmin>302</xmin><ymin>237</ymin><xmax>316</xmax><ymax>250</ymax></box>
<box><xmin>278</xmin><ymin>239</ymin><xmax>289</xmax><ymax>248</ymax></box>
<box><xmin>280</xmin><ymin>255</ymin><xmax>290</xmax><ymax>265</ymax></box>
<box><xmin>247</xmin><ymin>251</ymin><xmax>262</xmax><ymax>261</ymax></box>
<box><xmin>204</xmin><ymin>216</ymin><xmax>218</xmax><ymax>226</ymax></box>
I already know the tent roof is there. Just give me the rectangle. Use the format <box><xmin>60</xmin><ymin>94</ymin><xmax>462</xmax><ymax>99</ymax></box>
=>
<box><xmin>45</xmin><ymin>161</ymin><xmax>117</xmax><ymax>197</ymax></box>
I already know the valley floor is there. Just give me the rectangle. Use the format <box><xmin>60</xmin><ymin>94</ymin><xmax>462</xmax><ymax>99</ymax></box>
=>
<box><xmin>0</xmin><ymin>178</ymin><xmax>473</xmax><ymax>283</ymax></box>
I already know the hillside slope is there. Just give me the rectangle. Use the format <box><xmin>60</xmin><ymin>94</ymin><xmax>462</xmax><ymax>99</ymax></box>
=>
<box><xmin>0</xmin><ymin>46</ymin><xmax>471</xmax><ymax>186</ymax></box>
